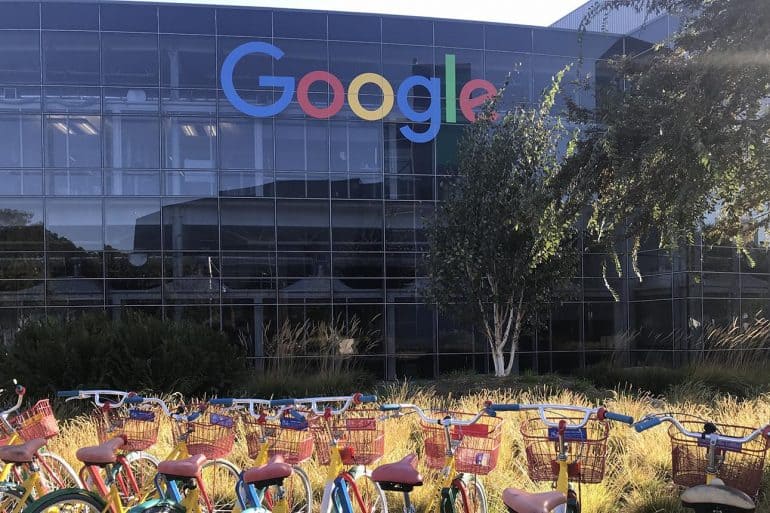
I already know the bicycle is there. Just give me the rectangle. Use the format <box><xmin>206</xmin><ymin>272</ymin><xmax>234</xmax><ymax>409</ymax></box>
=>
<box><xmin>634</xmin><ymin>413</ymin><xmax>770</xmax><ymax>513</ymax></box>
<box><xmin>0</xmin><ymin>381</ymin><xmax>80</xmax><ymax>512</ymax></box>
<box><xmin>376</xmin><ymin>402</ymin><xmax>501</xmax><ymax>513</ymax></box>
<box><xmin>291</xmin><ymin>393</ymin><xmax>387</xmax><ymax>513</ymax></box>
<box><xmin>210</xmin><ymin>396</ymin><xmax>314</xmax><ymax>513</ymax></box>
<box><xmin>487</xmin><ymin>403</ymin><xmax>633</xmax><ymax>513</ymax></box>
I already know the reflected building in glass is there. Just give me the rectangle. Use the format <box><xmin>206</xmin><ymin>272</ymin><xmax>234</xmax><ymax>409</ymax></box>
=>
<box><xmin>0</xmin><ymin>1</ymin><xmax>756</xmax><ymax>378</ymax></box>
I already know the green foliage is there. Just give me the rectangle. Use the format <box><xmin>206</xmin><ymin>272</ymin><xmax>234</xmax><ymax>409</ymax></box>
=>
<box><xmin>0</xmin><ymin>311</ymin><xmax>249</xmax><ymax>397</ymax></box>
<box><xmin>425</xmin><ymin>72</ymin><xmax>594</xmax><ymax>375</ymax></box>
<box><xmin>237</xmin><ymin>369</ymin><xmax>376</xmax><ymax>398</ymax></box>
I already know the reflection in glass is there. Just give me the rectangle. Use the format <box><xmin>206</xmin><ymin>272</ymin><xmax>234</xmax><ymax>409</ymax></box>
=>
<box><xmin>45</xmin><ymin>169</ymin><xmax>102</xmax><ymax>196</ymax></box>
<box><xmin>163</xmin><ymin>117</ymin><xmax>216</xmax><ymax>169</ymax></box>
<box><xmin>219</xmin><ymin>118</ymin><xmax>274</xmax><ymax>170</ymax></box>
<box><xmin>45</xmin><ymin>115</ymin><xmax>101</xmax><ymax>168</ymax></box>
<box><xmin>44</xmin><ymin>86</ymin><xmax>101</xmax><ymax>113</ymax></box>
<box><xmin>332</xmin><ymin>200</ymin><xmax>383</xmax><ymax>251</ymax></box>
<box><xmin>100</xmin><ymin>3</ymin><xmax>158</xmax><ymax>32</ymax></box>
<box><xmin>0</xmin><ymin>115</ymin><xmax>41</xmax><ymax>167</ymax></box>
<box><xmin>163</xmin><ymin>171</ymin><xmax>217</xmax><ymax>196</ymax></box>
<box><xmin>220</xmin><ymin>198</ymin><xmax>276</xmax><ymax>251</ymax></box>
<box><xmin>46</xmin><ymin>198</ymin><xmax>103</xmax><ymax>251</ymax></box>
<box><xmin>43</xmin><ymin>32</ymin><xmax>100</xmax><ymax>85</ymax></box>
<box><xmin>277</xmin><ymin>199</ymin><xmax>330</xmax><ymax>251</ymax></box>
<box><xmin>47</xmin><ymin>252</ymin><xmax>103</xmax><ymax>278</ymax></box>
<box><xmin>101</xmin><ymin>33</ymin><xmax>159</xmax><ymax>87</ymax></box>
<box><xmin>104</xmin><ymin>116</ymin><xmax>160</xmax><ymax>169</ymax></box>
<box><xmin>105</xmin><ymin>198</ymin><xmax>161</xmax><ymax>252</ymax></box>
<box><xmin>384</xmin><ymin>123</ymin><xmax>434</xmax><ymax>174</ymax></box>
<box><xmin>160</xmin><ymin>35</ymin><xmax>216</xmax><ymax>89</ymax></box>
<box><xmin>161</xmin><ymin>198</ymin><xmax>218</xmax><ymax>251</ymax></box>
<box><xmin>0</xmin><ymin>169</ymin><xmax>42</xmax><ymax>195</ymax></box>
<box><xmin>103</xmin><ymin>88</ymin><xmax>160</xmax><ymax>114</ymax></box>
<box><xmin>105</xmin><ymin>170</ymin><xmax>160</xmax><ymax>196</ymax></box>
<box><xmin>0</xmin><ymin>31</ymin><xmax>40</xmax><ymax>85</ymax></box>
<box><xmin>0</xmin><ymin>198</ymin><xmax>44</xmax><ymax>251</ymax></box>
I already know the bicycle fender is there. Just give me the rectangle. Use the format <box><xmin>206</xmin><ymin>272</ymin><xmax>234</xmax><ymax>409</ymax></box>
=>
<box><xmin>23</xmin><ymin>488</ymin><xmax>106</xmax><ymax>510</ymax></box>
<box><xmin>127</xmin><ymin>498</ymin><xmax>187</xmax><ymax>513</ymax></box>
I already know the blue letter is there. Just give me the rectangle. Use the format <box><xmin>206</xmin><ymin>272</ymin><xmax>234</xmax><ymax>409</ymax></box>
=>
<box><xmin>396</xmin><ymin>76</ymin><xmax>441</xmax><ymax>143</ymax></box>
<box><xmin>220</xmin><ymin>42</ymin><xmax>294</xmax><ymax>117</ymax></box>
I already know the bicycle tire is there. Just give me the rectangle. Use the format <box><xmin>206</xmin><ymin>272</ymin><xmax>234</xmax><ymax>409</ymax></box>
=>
<box><xmin>22</xmin><ymin>488</ymin><xmax>107</xmax><ymax>513</ymax></box>
<box><xmin>126</xmin><ymin>451</ymin><xmax>160</xmax><ymax>498</ymax></box>
<box><xmin>453</xmin><ymin>477</ymin><xmax>487</xmax><ymax>513</ymax></box>
<box><xmin>0</xmin><ymin>481</ymin><xmax>29</xmax><ymax>512</ymax></box>
<box><xmin>351</xmin><ymin>471</ymin><xmax>387</xmax><ymax>513</ymax></box>
<box><xmin>262</xmin><ymin>465</ymin><xmax>313</xmax><ymax>513</ymax></box>
<box><xmin>200</xmin><ymin>458</ymin><xmax>240</xmax><ymax>513</ymax></box>
<box><xmin>37</xmin><ymin>450</ymin><xmax>82</xmax><ymax>489</ymax></box>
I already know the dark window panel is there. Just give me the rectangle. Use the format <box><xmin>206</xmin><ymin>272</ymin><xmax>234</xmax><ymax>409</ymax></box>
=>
<box><xmin>485</xmin><ymin>24</ymin><xmax>532</xmax><ymax>52</ymax></box>
<box><xmin>105</xmin><ymin>198</ymin><xmax>161</xmax><ymax>253</ymax></box>
<box><xmin>384</xmin><ymin>122</ymin><xmax>434</xmax><ymax>175</ymax></box>
<box><xmin>630</xmin><ymin>300</ymin><xmax>674</xmax><ymax>350</ymax></box>
<box><xmin>43</xmin><ymin>31</ymin><xmax>100</xmax><ymax>86</ymax></box>
<box><xmin>44</xmin><ymin>115</ymin><xmax>101</xmax><ymax>168</ymax></box>
<box><xmin>163</xmin><ymin>116</ymin><xmax>217</xmax><ymax>170</ymax></box>
<box><xmin>276</xmin><ymin>199</ymin><xmax>330</xmax><ymax>252</ymax></box>
<box><xmin>384</xmin><ymin>175</ymin><xmax>434</xmax><ymax>201</ymax></box>
<box><xmin>46</xmin><ymin>251</ymin><xmax>103</xmax><ymax>278</ymax></box>
<box><xmin>42</xmin><ymin>3</ymin><xmax>98</xmax><ymax>30</ymax></box>
<box><xmin>435</xmin><ymin>47</ymin><xmax>483</xmax><ymax>99</ymax></box>
<box><xmin>220</xmin><ymin>198</ymin><xmax>276</xmax><ymax>252</ymax></box>
<box><xmin>46</xmin><ymin>198</ymin><xmax>104</xmax><ymax>251</ymax></box>
<box><xmin>0</xmin><ymin>3</ymin><xmax>40</xmax><ymax>29</ymax></box>
<box><xmin>328</xmin><ymin>13</ymin><xmax>381</xmax><ymax>42</ymax></box>
<box><xmin>162</xmin><ymin>279</ymin><xmax>221</xmax><ymax>306</ymax></box>
<box><xmin>104</xmin><ymin>169</ymin><xmax>161</xmax><ymax>196</ymax></box>
<box><xmin>274</xmin><ymin>172</ymin><xmax>327</xmax><ymax>199</ymax></box>
<box><xmin>435</xmin><ymin>20</ymin><xmax>483</xmax><ymax>48</ymax></box>
<box><xmin>484</xmin><ymin>51</ymin><xmax>532</xmax><ymax>104</ymax></box>
<box><xmin>100</xmin><ymin>4</ymin><xmax>158</xmax><ymax>33</ymax></box>
<box><xmin>219</xmin><ymin>117</ymin><xmax>274</xmax><ymax>170</ymax></box>
<box><xmin>435</xmin><ymin>125</ymin><xmax>462</xmax><ymax>174</ymax></box>
<box><xmin>220</xmin><ymin>253</ymin><xmax>275</xmax><ymax>278</ymax></box>
<box><xmin>382</xmin><ymin>17</ymin><xmax>432</xmax><ymax>45</ymax></box>
<box><xmin>0</xmin><ymin>31</ymin><xmax>40</xmax><ymax>85</ymax></box>
<box><xmin>103</xmin><ymin>88</ymin><xmax>159</xmax><ymax>114</ymax></box>
<box><xmin>101</xmin><ymin>33</ymin><xmax>159</xmax><ymax>87</ymax></box>
<box><xmin>332</xmin><ymin>252</ymin><xmax>384</xmax><ymax>278</ymax></box>
<box><xmin>0</xmin><ymin>252</ymin><xmax>44</xmax><ymax>280</ymax></box>
<box><xmin>45</xmin><ymin>169</ymin><xmax>102</xmax><ymax>196</ymax></box>
<box><xmin>330</xmin><ymin>173</ymin><xmax>383</xmax><ymax>200</ymax></box>
<box><xmin>0</xmin><ymin>114</ymin><xmax>42</xmax><ymax>167</ymax></box>
<box><xmin>331</xmin><ymin>200</ymin><xmax>383</xmax><ymax>252</ymax></box>
<box><xmin>382</xmin><ymin>44</ymin><xmax>435</xmax><ymax>91</ymax></box>
<box><xmin>276</xmin><ymin>251</ymin><xmax>330</xmax><ymax>277</ymax></box>
<box><xmin>160</xmin><ymin>35</ymin><xmax>216</xmax><ymax>89</ymax></box>
<box><xmin>44</xmin><ymin>86</ymin><xmax>100</xmax><ymax>114</ymax></box>
<box><xmin>220</xmin><ymin>170</ymin><xmax>274</xmax><ymax>198</ymax></box>
<box><xmin>330</xmin><ymin>122</ymin><xmax>382</xmax><ymax>173</ymax></box>
<box><xmin>161</xmin><ymin>198</ymin><xmax>218</xmax><ymax>252</ymax></box>
<box><xmin>104</xmin><ymin>116</ymin><xmax>160</xmax><ymax>169</ymax></box>
<box><xmin>274</xmin><ymin>11</ymin><xmax>327</xmax><ymax>39</ymax></box>
<box><xmin>275</xmin><ymin>119</ymin><xmax>329</xmax><ymax>172</ymax></box>
<box><xmin>217</xmin><ymin>8</ymin><xmax>272</xmax><ymax>37</ymax></box>
<box><xmin>163</xmin><ymin>171</ymin><xmax>217</xmax><ymax>196</ymax></box>
<box><xmin>0</xmin><ymin>198</ymin><xmax>44</xmax><ymax>251</ymax></box>
<box><xmin>159</xmin><ymin>5</ymin><xmax>215</xmax><ymax>35</ymax></box>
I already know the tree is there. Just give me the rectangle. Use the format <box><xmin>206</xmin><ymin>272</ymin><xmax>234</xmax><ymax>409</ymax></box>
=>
<box><xmin>424</xmin><ymin>73</ymin><xmax>593</xmax><ymax>376</ymax></box>
<box><xmin>570</xmin><ymin>0</ymin><xmax>770</xmax><ymax>275</ymax></box>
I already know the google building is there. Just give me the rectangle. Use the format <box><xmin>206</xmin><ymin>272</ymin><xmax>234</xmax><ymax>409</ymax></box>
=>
<box><xmin>2</xmin><ymin>0</ymin><xmax>749</xmax><ymax>378</ymax></box>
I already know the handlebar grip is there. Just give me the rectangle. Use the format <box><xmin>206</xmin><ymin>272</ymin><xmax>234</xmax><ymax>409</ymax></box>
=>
<box><xmin>490</xmin><ymin>403</ymin><xmax>520</xmax><ymax>412</ymax></box>
<box><xmin>634</xmin><ymin>416</ymin><xmax>662</xmax><ymax>432</ymax></box>
<box><xmin>57</xmin><ymin>390</ymin><xmax>80</xmax><ymax>398</ymax></box>
<box><xmin>604</xmin><ymin>411</ymin><xmax>634</xmax><ymax>425</ymax></box>
<box><xmin>270</xmin><ymin>398</ymin><xmax>296</xmax><ymax>407</ymax></box>
<box><xmin>358</xmin><ymin>394</ymin><xmax>377</xmax><ymax>404</ymax></box>
<box><xmin>209</xmin><ymin>398</ymin><xmax>234</xmax><ymax>406</ymax></box>
<box><xmin>380</xmin><ymin>404</ymin><xmax>401</xmax><ymax>411</ymax></box>
<box><xmin>124</xmin><ymin>396</ymin><xmax>144</xmax><ymax>404</ymax></box>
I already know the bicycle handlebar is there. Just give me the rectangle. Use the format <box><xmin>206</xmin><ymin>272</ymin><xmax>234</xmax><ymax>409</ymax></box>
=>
<box><xmin>634</xmin><ymin>414</ymin><xmax>770</xmax><ymax>446</ymax></box>
<box><xmin>379</xmin><ymin>403</ymin><xmax>489</xmax><ymax>427</ymax></box>
<box><xmin>1</xmin><ymin>380</ymin><xmax>26</xmax><ymax>418</ymax></box>
<box><xmin>56</xmin><ymin>390</ymin><xmax>199</xmax><ymax>421</ymax></box>
<box><xmin>210</xmin><ymin>397</ymin><xmax>287</xmax><ymax>419</ymax></box>
<box><xmin>290</xmin><ymin>393</ymin><xmax>377</xmax><ymax>416</ymax></box>
<box><xmin>487</xmin><ymin>403</ymin><xmax>634</xmax><ymax>428</ymax></box>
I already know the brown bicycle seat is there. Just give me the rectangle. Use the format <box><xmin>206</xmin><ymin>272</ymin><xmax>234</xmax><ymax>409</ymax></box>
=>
<box><xmin>0</xmin><ymin>438</ymin><xmax>46</xmax><ymax>463</ymax></box>
<box><xmin>158</xmin><ymin>454</ymin><xmax>207</xmax><ymax>478</ymax></box>
<box><xmin>243</xmin><ymin>455</ymin><xmax>293</xmax><ymax>484</ymax></box>
<box><xmin>502</xmin><ymin>488</ymin><xmax>567</xmax><ymax>513</ymax></box>
<box><xmin>681</xmin><ymin>482</ymin><xmax>755</xmax><ymax>511</ymax></box>
<box><xmin>76</xmin><ymin>437</ymin><xmax>126</xmax><ymax>465</ymax></box>
<box><xmin>372</xmin><ymin>454</ymin><xmax>423</xmax><ymax>486</ymax></box>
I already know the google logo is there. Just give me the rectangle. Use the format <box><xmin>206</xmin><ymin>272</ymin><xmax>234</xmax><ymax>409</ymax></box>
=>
<box><xmin>221</xmin><ymin>42</ymin><xmax>498</xmax><ymax>143</ymax></box>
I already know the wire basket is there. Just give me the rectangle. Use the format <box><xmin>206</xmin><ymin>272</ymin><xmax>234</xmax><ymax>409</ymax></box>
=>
<box><xmin>421</xmin><ymin>412</ymin><xmax>502</xmax><ymax>475</ymax></box>
<box><xmin>93</xmin><ymin>405</ymin><xmax>160</xmax><ymax>452</ymax></box>
<box><xmin>173</xmin><ymin>407</ymin><xmax>235</xmax><ymax>460</ymax></box>
<box><xmin>669</xmin><ymin>421</ymin><xmax>770</xmax><ymax>498</ymax></box>
<box><xmin>521</xmin><ymin>417</ymin><xmax>610</xmax><ymax>484</ymax></box>
<box><xmin>0</xmin><ymin>417</ymin><xmax>17</xmax><ymax>446</ymax></box>
<box><xmin>11</xmin><ymin>400</ymin><xmax>59</xmax><ymax>441</ymax></box>
<box><xmin>241</xmin><ymin>413</ymin><xmax>315</xmax><ymax>465</ymax></box>
<box><xmin>311</xmin><ymin>409</ymin><xmax>384</xmax><ymax>466</ymax></box>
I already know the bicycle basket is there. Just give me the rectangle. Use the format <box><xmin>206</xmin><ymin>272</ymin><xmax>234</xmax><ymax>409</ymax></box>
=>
<box><xmin>669</xmin><ymin>421</ymin><xmax>770</xmax><ymax>498</ymax></box>
<box><xmin>311</xmin><ymin>409</ymin><xmax>384</xmax><ymax>466</ymax></box>
<box><xmin>93</xmin><ymin>405</ymin><xmax>160</xmax><ymax>452</ymax></box>
<box><xmin>521</xmin><ymin>417</ymin><xmax>610</xmax><ymax>484</ymax></box>
<box><xmin>173</xmin><ymin>407</ymin><xmax>235</xmax><ymax>459</ymax></box>
<box><xmin>420</xmin><ymin>411</ymin><xmax>502</xmax><ymax>475</ymax></box>
<box><xmin>241</xmin><ymin>412</ymin><xmax>315</xmax><ymax>465</ymax></box>
<box><xmin>11</xmin><ymin>400</ymin><xmax>59</xmax><ymax>441</ymax></box>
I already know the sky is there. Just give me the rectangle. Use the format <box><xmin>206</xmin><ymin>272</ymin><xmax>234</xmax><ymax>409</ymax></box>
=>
<box><xmin>133</xmin><ymin>0</ymin><xmax>591</xmax><ymax>27</ymax></box>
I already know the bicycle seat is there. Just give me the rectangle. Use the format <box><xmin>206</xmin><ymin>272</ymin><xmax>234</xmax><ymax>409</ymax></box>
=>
<box><xmin>0</xmin><ymin>438</ymin><xmax>46</xmax><ymax>464</ymax></box>
<box><xmin>76</xmin><ymin>437</ymin><xmax>126</xmax><ymax>465</ymax></box>
<box><xmin>372</xmin><ymin>454</ymin><xmax>423</xmax><ymax>492</ymax></box>
<box><xmin>243</xmin><ymin>455</ymin><xmax>293</xmax><ymax>486</ymax></box>
<box><xmin>158</xmin><ymin>454</ymin><xmax>207</xmax><ymax>478</ymax></box>
<box><xmin>503</xmin><ymin>488</ymin><xmax>567</xmax><ymax>513</ymax></box>
<box><xmin>681</xmin><ymin>480</ymin><xmax>755</xmax><ymax>512</ymax></box>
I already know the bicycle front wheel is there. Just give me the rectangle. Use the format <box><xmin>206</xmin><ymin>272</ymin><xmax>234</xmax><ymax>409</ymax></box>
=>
<box><xmin>351</xmin><ymin>472</ymin><xmax>387</xmax><ymax>513</ymax></box>
<box><xmin>37</xmin><ymin>451</ymin><xmax>82</xmax><ymax>490</ymax></box>
<box><xmin>263</xmin><ymin>466</ymin><xmax>312</xmax><ymax>513</ymax></box>
<box><xmin>452</xmin><ymin>477</ymin><xmax>487</xmax><ymax>513</ymax></box>
<box><xmin>22</xmin><ymin>488</ymin><xmax>106</xmax><ymax>513</ymax></box>
<box><xmin>200</xmin><ymin>458</ymin><xmax>240</xmax><ymax>513</ymax></box>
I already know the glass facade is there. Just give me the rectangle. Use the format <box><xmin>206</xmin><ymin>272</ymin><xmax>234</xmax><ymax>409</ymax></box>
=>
<box><xmin>0</xmin><ymin>1</ymin><xmax>750</xmax><ymax>378</ymax></box>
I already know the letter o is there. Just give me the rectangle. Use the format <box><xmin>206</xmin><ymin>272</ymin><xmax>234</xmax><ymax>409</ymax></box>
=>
<box><xmin>347</xmin><ymin>73</ymin><xmax>394</xmax><ymax>121</ymax></box>
<box><xmin>297</xmin><ymin>71</ymin><xmax>344</xmax><ymax>119</ymax></box>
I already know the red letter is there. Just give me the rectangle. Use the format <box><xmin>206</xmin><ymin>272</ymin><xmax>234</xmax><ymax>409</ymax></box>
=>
<box><xmin>297</xmin><ymin>71</ymin><xmax>344</xmax><ymax>119</ymax></box>
<box><xmin>459</xmin><ymin>79</ymin><xmax>497</xmax><ymax>122</ymax></box>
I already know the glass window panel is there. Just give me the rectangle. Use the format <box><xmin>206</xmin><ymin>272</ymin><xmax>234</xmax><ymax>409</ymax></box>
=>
<box><xmin>0</xmin><ymin>3</ymin><xmax>39</xmax><ymax>29</ymax></box>
<box><xmin>392</xmin><ymin>303</ymin><xmax>435</xmax><ymax>353</ymax></box>
<box><xmin>702</xmin><ymin>298</ymin><xmax>740</xmax><ymax>327</ymax></box>
<box><xmin>328</xmin><ymin>14</ymin><xmax>381</xmax><ymax>42</ymax></box>
<box><xmin>0</xmin><ymin>169</ymin><xmax>42</xmax><ymax>195</ymax></box>
<box><xmin>220</xmin><ymin>252</ymin><xmax>275</xmax><ymax>278</ymax></box>
<box><xmin>218</xmin><ymin>36</ymin><xmax>275</xmax><ymax>92</ymax></box>
<box><xmin>332</xmin><ymin>252</ymin><xmax>383</xmax><ymax>278</ymax></box>
<box><xmin>104</xmin><ymin>116</ymin><xmax>160</xmax><ymax>169</ymax></box>
<box><xmin>330</xmin><ymin>122</ymin><xmax>382</xmax><ymax>173</ymax></box>
<box><xmin>273</xmin><ymin>40</ymin><xmax>328</xmax><ymax>92</ymax></box>
<box><xmin>0</xmin><ymin>31</ymin><xmax>40</xmax><ymax>85</ymax></box>
<box><xmin>218</xmin><ymin>89</ymin><xmax>276</xmax><ymax>116</ymax></box>
<box><xmin>42</xmin><ymin>3</ymin><xmax>98</xmax><ymax>30</ymax></box>
<box><xmin>159</xmin><ymin>5</ymin><xmax>214</xmax><ymax>34</ymax></box>
<box><xmin>217</xmin><ymin>8</ymin><xmax>272</xmax><ymax>37</ymax></box>
<box><xmin>43</xmin><ymin>32</ymin><xmax>100</xmax><ymax>86</ymax></box>
<box><xmin>45</xmin><ymin>169</ymin><xmax>102</xmax><ymax>196</ymax></box>
<box><xmin>533</xmin><ymin>55</ymin><xmax>579</xmax><ymax>109</ymax></box>
<box><xmin>163</xmin><ymin>116</ymin><xmax>216</xmax><ymax>169</ymax></box>
<box><xmin>485</xmin><ymin>25</ymin><xmax>532</xmax><ymax>52</ymax></box>
<box><xmin>162</xmin><ymin>252</ymin><xmax>219</xmax><ymax>278</ymax></box>
<box><xmin>100</xmin><ymin>4</ymin><xmax>158</xmax><ymax>32</ymax></box>
<box><xmin>276</xmin><ymin>199</ymin><xmax>330</xmax><ymax>251</ymax></box>
<box><xmin>275</xmin><ymin>119</ymin><xmax>328</xmax><ymax>171</ymax></box>
<box><xmin>703</xmin><ymin>246</ymin><xmax>738</xmax><ymax>272</ymax></box>
<box><xmin>160</xmin><ymin>35</ymin><xmax>216</xmax><ymax>89</ymax></box>
<box><xmin>435</xmin><ymin>20</ymin><xmax>483</xmax><ymax>48</ymax></box>
<box><xmin>44</xmin><ymin>86</ymin><xmax>100</xmax><ymax>114</ymax></box>
<box><xmin>277</xmin><ymin>252</ymin><xmax>330</xmax><ymax>277</ymax></box>
<box><xmin>332</xmin><ymin>200</ymin><xmax>383</xmax><ymax>252</ymax></box>
<box><xmin>103</xmin><ymin>88</ymin><xmax>159</xmax><ymax>114</ymax></box>
<box><xmin>435</xmin><ymin>125</ymin><xmax>462</xmax><ymax>174</ymax></box>
<box><xmin>161</xmin><ymin>88</ymin><xmax>216</xmax><ymax>116</ymax></box>
<box><xmin>629</xmin><ymin>273</ymin><xmax>672</xmax><ymax>301</ymax></box>
<box><xmin>163</xmin><ymin>171</ymin><xmax>217</xmax><ymax>196</ymax></box>
<box><xmin>221</xmin><ymin>198</ymin><xmax>276</xmax><ymax>251</ymax></box>
<box><xmin>702</xmin><ymin>272</ymin><xmax>739</xmax><ymax>298</ymax></box>
<box><xmin>330</xmin><ymin>173</ymin><xmax>383</xmax><ymax>200</ymax></box>
<box><xmin>219</xmin><ymin>118</ymin><xmax>274</xmax><ymax>170</ymax></box>
<box><xmin>0</xmin><ymin>86</ymin><xmax>41</xmax><ymax>113</ymax></box>
<box><xmin>0</xmin><ymin>198</ymin><xmax>44</xmax><ymax>251</ymax></box>
<box><xmin>45</xmin><ymin>115</ymin><xmax>101</xmax><ymax>168</ymax></box>
<box><xmin>274</xmin><ymin>11</ymin><xmax>326</xmax><ymax>39</ymax></box>
<box><xmin>220</xmin><ymin>170</ymin><xmax>274</xmax><ymax>198</ymax></box>
<box><xmin>105</xmin><ymin>170</ymin><xmax>160</xmax><ymax>196</ymax></box>
<box><xmin>329</xmin><ymin>43</ymin><xmax>382</xmax><ymax>86</ymax></box>
<box><xmin>0</xmin><ymin>114</ymin><xmax>42</xmax><ymax>167</ymax></box>
<box><xmin>484</xmin><ymin>52</ymin><xmax>532</xmax><ymax>105</ymax></box>
<box><xmin>47</xmin><ymin>252</ymin><xmax>103</xmax><ymax>278</ymax></box>
<box><xmin>385</xmin><ymin>175</ymin><xmax>434</xmax><ymax>200</ymax></box>
<box><xmin>161</xmin><ymin>198</ymin><xmax>218</xmax><ymax>251</ymax></box>
<box><xmin>46</xmin><ymin>198</ymin><xmax>103</xmax><ymax>251</ymax></box>
<box><xmin>275</xmin><ymin>172</ymin><xmax>328</xmax><ymax>199</ymax></box>
<box><xmin>435</xmin><ymin>47</ymin><xmax>483</xmax><ymax>100</ymax></box>
<box><xmin>385</xmin><ymin>201</ymin><xmax>419</xmax><ymax>251</ymax></box>
<box><xmin>382</xmin><ymin>17</ymin><xmax>432</xmax><ymax>45</ymax></box>
<box><xmin>382</xmin><ymin>45</ymin><xmax>434</xmax><ymax>90</ymax></box>
<box><xmin>384</xmin><ymin>122</ymin><xmax>434</xmax><ymax>175</ymax></box>
<box><xmin>104</xmin><ymin>198</ymin><xmax>161</xmax><ymax>253</ymax></box>
<box><xmin>46</xmin><ymin>280</ymin><xmax>105</xmax><ymax>306</ymax></box>
<box><xmin>0</xmin><ymin>252</ymin><xmax>43</xmax><ymax>279</ymax></box>
<box><xmin>102</xmin><ymin>33</ymin><xmax>159</xmax><ymax>87</ymax></box>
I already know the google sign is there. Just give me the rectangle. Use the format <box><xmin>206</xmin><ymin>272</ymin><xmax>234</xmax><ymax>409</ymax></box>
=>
<box><xmin>220</xmin><ymin>42</ymin><xmax>498</xmax><ymax>143</ymax></box>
